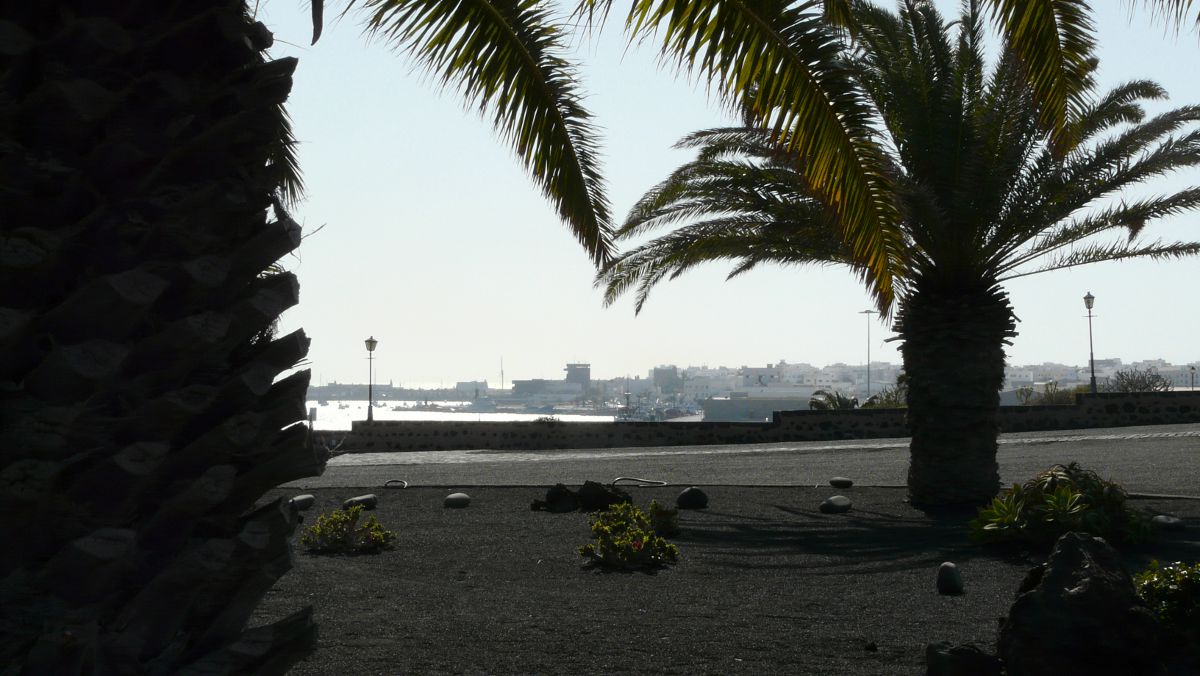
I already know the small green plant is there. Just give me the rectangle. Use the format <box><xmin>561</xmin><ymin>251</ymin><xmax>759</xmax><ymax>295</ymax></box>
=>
<box><xmin>1135</xmin><ymin>560</ymin><xmax>1200</xmax><ymax>653</ymax></box>
<box><xmin>969</xmin><ymin>462</ymin><xmax>1151</xmax><ymax>547</ymax></box>
<box><xmin>301</xmin><ymin>505</ymin><xmax>396</xmax><ymax>555</ymax></box>
<box><xmin>579</xmin><ymin>502</ymin><xmax>679</xmax><ymax>570</ymax></box>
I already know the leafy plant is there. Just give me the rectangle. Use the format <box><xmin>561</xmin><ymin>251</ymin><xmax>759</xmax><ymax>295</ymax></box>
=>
<box><xmin>579</xmin><ymin>502</ymin><xmax>679</xmax><ymax>570</ymax></box>
<box><xmin>808</xmin><ymin>389</ymin><xmax>859</xmax><ymax>411</ymax></box>
<box><xmin>969</xmin><ymin>463</ymin><xmax>1151</xmax><ymax>547</ymax></box>
<box><xmin>1135</xmin><ymin>560</ymin><xmax>1200</xmax><ymax>655</ymax></box>
<box><xmin>301</xmin><ymin>505</ymin><xmax>397</xmax><ymax>555</ymax></box>
<box><xmin>1102</xmin><ymin>368</ymin><xmax>1175</xmax><ymax>393</ymax></box>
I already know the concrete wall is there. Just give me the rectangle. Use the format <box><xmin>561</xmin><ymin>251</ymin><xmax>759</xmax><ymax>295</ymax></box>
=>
<box><xmin>322</xmin><ymin>392</ymin><xmax>1200</xmax><ymax>453</ymax></box>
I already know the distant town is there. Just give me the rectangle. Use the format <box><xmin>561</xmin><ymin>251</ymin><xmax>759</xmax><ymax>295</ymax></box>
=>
<box><xmin>308</xmin><ymin>357</ymin><xmax>1198</xmax><ymax>422</ymax></box>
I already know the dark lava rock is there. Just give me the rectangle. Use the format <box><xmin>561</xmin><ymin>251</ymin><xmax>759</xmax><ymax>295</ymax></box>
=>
<box><xmin>676</xmin><ymin>486</ymin><xmax>709</xmax><ymax>509</ymax></box>
<box><xmin>531</xmin><ymin>483</ymin><xmax>579</xmax><ymax>513</ymax></box>
<box><xmin>925</xmin><ymin>641</ymin><xmax>1002</xmax><ymax>676</ymax></box>
<box><xmin>577</xmin><ymin>480</ymin><xmax>631</xmax><ymax>511</ymax></box>
<box><xmin>936</xmin><ymin>562</ymin><xmax>963</xmax><ymax>595</ymax></box>
<box><xmin>998</xmin><ymin>532</ymin><xmax>1162</xmax><ymax>676</ymax></box>
<box><xmin>531</xmin><ymin>481</ymin><xmax>630</xmax><ymax>512</ymax></box>
<box><xmin>818</xmin><ymin>495</ymin><xmax>852</xmax><ymax>514</ymax></box>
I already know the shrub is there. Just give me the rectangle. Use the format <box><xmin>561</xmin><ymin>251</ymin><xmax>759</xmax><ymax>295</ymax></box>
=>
<box><xmin>969</xmin><ymin>462</ymin><xmax>1151</xmax><ymax>547</ymax></box>
<box><xmin>1135</xmin><ymin>560</ymin><xmax>1200</xmax><ymax>652</ymax></box>
<box><xmin>579</xmin><ymin>502</ymin><xmax>679</xmax><ymax>570</ymax></box>
<box><xmin>301</xmin><ymin>505</ymin><xmax>397</xmax><ymax>555</ymax></box>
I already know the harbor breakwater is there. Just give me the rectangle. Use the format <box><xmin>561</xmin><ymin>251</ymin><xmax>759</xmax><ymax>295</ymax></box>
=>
<box><xmin>316</xmin><ymin>391</ymin><xmax>1200</xmax><ymax>453</ymax></box>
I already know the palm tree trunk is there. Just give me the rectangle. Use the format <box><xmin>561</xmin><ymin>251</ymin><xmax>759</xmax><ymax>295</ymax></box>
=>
<box><xmin>896</xmin><ymin>277</ymin><xmax>1016</xmax><ymax>507</ymax></box>
<box><xmin>1</xmin><ymin>2</ymin><xmax>322</xmax><ymax>672</ymax></box>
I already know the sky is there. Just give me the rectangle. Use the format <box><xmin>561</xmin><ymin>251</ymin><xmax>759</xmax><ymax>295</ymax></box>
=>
<box><xmin>260</xmin><ymin>2</ymin><xmax>1200</xmax><ymax>388</ymax></box>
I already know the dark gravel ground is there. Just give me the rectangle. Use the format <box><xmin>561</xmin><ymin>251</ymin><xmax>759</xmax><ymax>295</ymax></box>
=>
<box><xmin>252</xmin><ymin>486</ymin><xmax>1200</xmax><ymax>675</ymax></box>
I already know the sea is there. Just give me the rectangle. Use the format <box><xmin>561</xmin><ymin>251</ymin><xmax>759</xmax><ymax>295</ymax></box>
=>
<box><xmin>305</xmin><ymin>400</ymin><xmax>616</xmax><ymax>431</ymax></box>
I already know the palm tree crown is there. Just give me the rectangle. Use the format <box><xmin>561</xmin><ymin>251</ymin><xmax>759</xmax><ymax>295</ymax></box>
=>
<box><xmin>599</xmin><ymin>1</ymin><xmax>1200</xmax><ymax>312</ymax></box>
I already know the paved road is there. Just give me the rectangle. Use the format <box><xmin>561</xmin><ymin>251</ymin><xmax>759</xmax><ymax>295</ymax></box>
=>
<box><xmin>288</xmin><ymin>422</ymin><xmax>1200</xmax><ymax>496</ymax></box>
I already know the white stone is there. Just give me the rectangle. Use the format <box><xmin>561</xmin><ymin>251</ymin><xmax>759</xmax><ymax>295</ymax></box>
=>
<box><xmin>289</xmin><ymin>494</ymin><xmax>315</xmax><ymax>511</ymax></box>
<box><xmin>343</xmin><ymin>494</ymin><xmax>378</xmax><ymax>510</ymax></box>
<box><xmin>1151</xmin><ymin>514</ymin><xmax>1185</xmax><ymax>532</ymax></box>
<box><xmin>819</xmin><ymin>495</ymin><xmax>852</xmax><ymax>513</ymax></box>
<box><xmin>444</xmin><ymin>492</ymin><xmax>471</xmax><ymax>508</ymax></box>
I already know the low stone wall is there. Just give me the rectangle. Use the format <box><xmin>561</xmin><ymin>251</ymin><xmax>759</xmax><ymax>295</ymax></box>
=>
<box><xmin>322</xmin><ymin>391</ymin><xmax>1200</xmax><ymax>453</ymax></box>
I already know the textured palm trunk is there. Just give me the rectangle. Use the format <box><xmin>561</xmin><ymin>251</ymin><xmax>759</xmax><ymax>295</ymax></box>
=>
<box><xmin>896</xmin><ymin>277</ymin><xmax>1016</xmax><ymax>507</ymax></box>
<box><xmin>1</xmin><ymin>2</ymin><xmax>323</xmax><ymax>673</ymax></box>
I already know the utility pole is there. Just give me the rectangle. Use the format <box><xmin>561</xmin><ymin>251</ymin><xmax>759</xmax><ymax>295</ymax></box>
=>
<box><xmin>860</xmin><ymin>309</ymin><xmax>876</xmax><ymax>400</ymax></box>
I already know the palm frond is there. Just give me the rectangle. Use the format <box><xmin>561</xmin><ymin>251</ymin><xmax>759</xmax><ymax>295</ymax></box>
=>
<box><xmin>598</xmin><ymin>214</ymin><xmax>855</xmax><ymax>312</ymax></box>
<box><xmin>627</xmin><ymin>0</ymin><xmax>904</xmax><ymax>313</ymax></box>
<box><xmin>1135</xmin><ymin>0</ymin><xmax>1200</xmax><ymax>32</ymax></box>
<box><xmin>1000</xmin><ymin>239</ymin><xmax>1200</xmax><ymax>280</ymax></box>
<box><xmin>357</xmin><ymin>0</ymin><xmax>614</xmax><ymax>265</ymax></box>
<box><xmin>986</xmin><ymin>0</ymin><xmax>1097</xmax><ymax>152</ymax></box>
<box><xmin>997</xmin><ymin>188</ymin><xmax>1200</xmax><ymax>275</ymax></box>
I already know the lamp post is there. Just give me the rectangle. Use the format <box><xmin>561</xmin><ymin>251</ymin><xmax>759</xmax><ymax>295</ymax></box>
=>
<box><xmin>1190</xmin><ymin>365</ymin><xmax>1196</xmax><ymax>391</ymax></box>
<box><xmin>365</xmin><ymin>336</ymin><xmax>378</xmax><ymax>421</ymax></box>
<box><xmin>860</xmin><ymin>309</ymin><xmax>876</xmax><ymax>400</ymax></box>
<box><xmin>1083</xmin><ymin>293</ymin><xmax>1097</xmax><ymax>394</ymax></box>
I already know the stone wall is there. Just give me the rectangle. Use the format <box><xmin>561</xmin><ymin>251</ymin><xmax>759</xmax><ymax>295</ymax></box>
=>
<box><xmin>321</xmin><ymin>391</ymin><xmax>1200</xmax><ymax>453</ymax></box>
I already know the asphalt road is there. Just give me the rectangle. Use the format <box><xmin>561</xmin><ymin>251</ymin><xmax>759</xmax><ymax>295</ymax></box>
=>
<box><xmin>287</xmin><ymin>422</ymin><xmax>1200</xmax><ymax>497</ymax></box>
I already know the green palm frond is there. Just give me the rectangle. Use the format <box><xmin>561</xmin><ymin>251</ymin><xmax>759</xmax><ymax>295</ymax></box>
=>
<box><xmin>986</xmin><ymin>0</ymin><xmax>1097</xmax><ymax>153</ymax></box>
<box><xmin>599</xmin><ymin>214</ymin><xmax>854</xmax><ymax>312</ymax></box>
<box><xmin>995</xmin><ymin>104</ymin><xmax>1200</xmax><ymax>256</ymax></box>
<box><xmin>1135</xmin><ymin>0</ymin><xmax>1200</xmax><ymax>32</ymax></box>
<box><xmin>627</xmin><ymin>0</ymin><xmax>904</xmax><ymax>313</ymax></box>
<box><xmin>1002</xmin><ymin>239</ymin><xmax>1200</xmax><ymax>280</ymax></box>
<box><xmin>998</xmin><ymin>188</ymin><xmax>1200</xmax><ymax>276</ymax></box>
<box><xmin>355</xmin><ymin>0</ymin><xmax>614</xmax><ymax>265</ymax></box>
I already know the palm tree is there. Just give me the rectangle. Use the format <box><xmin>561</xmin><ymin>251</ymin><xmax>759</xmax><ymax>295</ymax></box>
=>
<box><xmin>809</xmin><ymin>389</ymin><xmax>860</xmax><ymax>410</ymax></box>
<box><xmin>0</xmin><ymin>4</ymin><xmax>322</xmax><ymax>672</ymax></box>
<box><xmin>598</xmin><ymin>0</ymin><xmax>1200</xmax><ymax>507</ymax></box>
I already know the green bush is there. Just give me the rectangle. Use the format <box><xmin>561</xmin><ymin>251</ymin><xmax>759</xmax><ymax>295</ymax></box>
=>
<box><xmin>1135</xmin><ymin>560</ymin><xmax>1200</xmax><ymax>652</ymax></box>
<box><xmin>301</xmin><ymin>505</ymin><xmax>397</xmax><ymax>555</ymax></box>
<box><xmin>969</xmin><ymin>462</ymin><xmax>1151</xmax><ymax>547</ymax></box>
<box><xmin>579</xmin><ymin>502</ymin><xmax>679</xmax><ymax>570</ymax></box>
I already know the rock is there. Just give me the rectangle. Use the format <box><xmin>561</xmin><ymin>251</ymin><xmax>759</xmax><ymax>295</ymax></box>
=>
<box><xmin>829</xmin><ymin>477</ymin><xmax>854</xmax><ymax>489</ymax></box>
<box><xmin>444</xmin><ymin>492</ymin><xmax>470</xmax><ymax>508</ymax></box>
<box><xmin>998</xmin><ymin>532</ymin><xmax>1162</xmax><ymax>676</ymax></box>
<box><xmin>1151</xmin><ymin>514</ymin><xmax>1185</xmax><ymax>532</ymax></box>
<box><xmin>925</xmin><ymin>641</ymin><xmax>1002</xmax><ymax>676</ymax></box>
<box><xmin>342</xmin><ymin>494</ymin><xmax>377</xmax><ymax>511</ymax></box>
<box><xmin>576</xmin><ymin>480</ymin><xmax>631</xmax><ymax>511</ymax></box>
<box><xmin>937</xmin><ymin>562</ymin><xmax>963</xmax><ymax>595</ymax></box>
<box><xmin>531</xmin><ymin>483</ymin><xmax>580</xmax><ymax>512</ymax></box>
<box><xmin>818</xmin><ymin>495</ymin><xmax>851</xmax><ymax>514</ymax></box>
<box><xmin>676</xmin><ymin>486</ymin><xmax>708</xmax><ymax>509</ymax></box>
<box><xmin>288</xmin><ymin>494</ymin><xmax>315</xmax><ymax>511</ymax></box>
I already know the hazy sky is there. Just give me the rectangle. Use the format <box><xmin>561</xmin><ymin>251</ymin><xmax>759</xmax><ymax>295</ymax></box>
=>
<box><xmin>261</xmin><ymin>2</ymin><xmax>1199</xmax><ymax>387</ymax></box>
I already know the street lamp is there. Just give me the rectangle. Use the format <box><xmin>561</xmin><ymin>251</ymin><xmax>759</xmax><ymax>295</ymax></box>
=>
<box><xmin>365</xmin><ymin>336</ymin><xmax>378</xmax><ymax>421</ymax></box>
<box><xmin>1083</xmin><ymin>293</ymin><xmax>1097</xmax><ymax>394</ymax></box>
<box><xmin>1190</xmin><ymin>365</ymin><xmax>1196</xmax><ymax>391</ymax></box>
<box><xmin>860</xmin><ymin>309</ymin><xmax>876</xmax><ymax>399</ymax></box>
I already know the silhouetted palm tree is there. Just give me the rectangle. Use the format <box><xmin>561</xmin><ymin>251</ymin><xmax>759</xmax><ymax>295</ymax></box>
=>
<box><xmin>809</xmin><ymin>390</ymin><xmax>859</xmax><ymax>410</ymax></box>
<box><xmin>598</xmin><ymin>0</ymin><xmax>1200</xmax><ymax>506</ymax></box>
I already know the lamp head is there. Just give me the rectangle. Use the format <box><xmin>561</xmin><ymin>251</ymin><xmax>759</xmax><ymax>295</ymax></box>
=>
<box><xmin>365</xmin><ymin>336</ymin><xmax>378</xmax><ymax>352</ymax></box>
<box><xmin>1083</xmin><ymin>292</ymin><xmax>1094</xmax><ymax>311</ymax></box>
